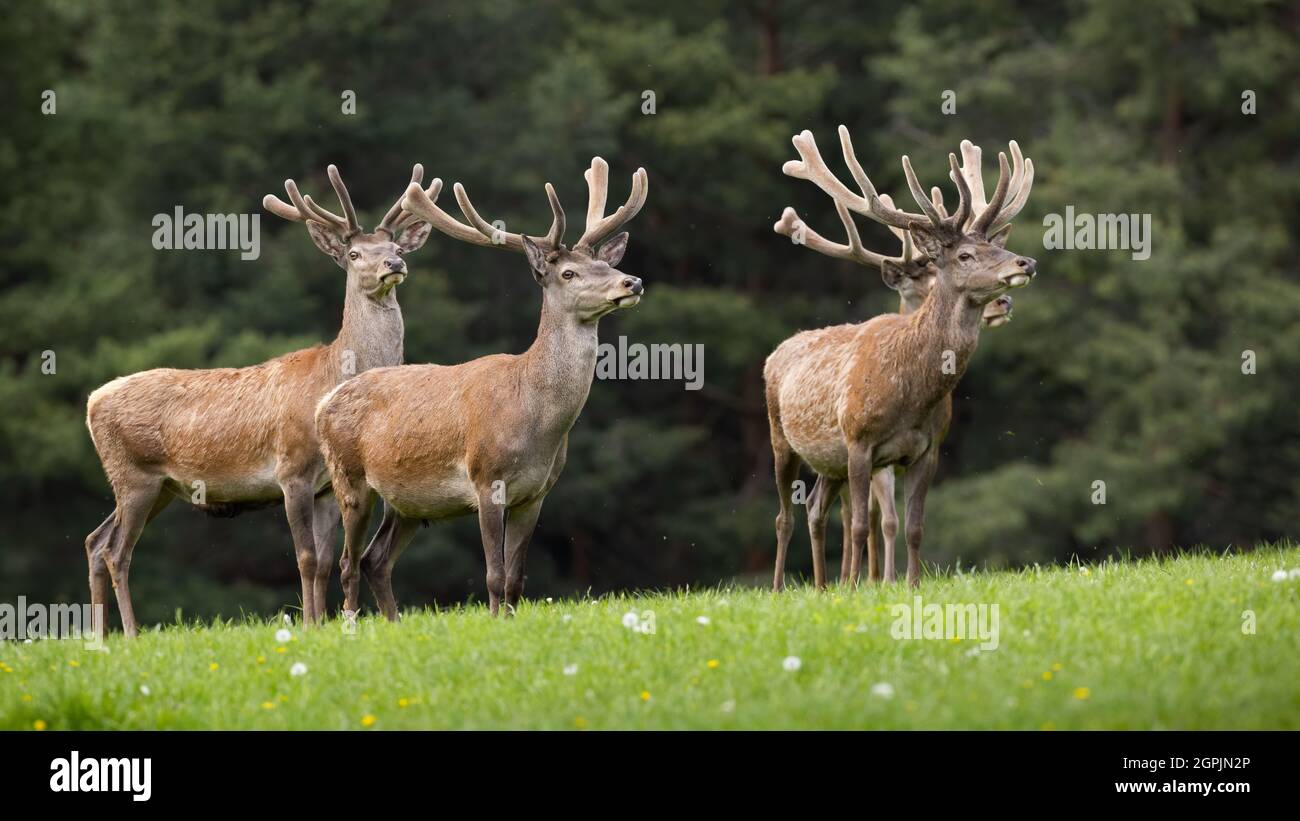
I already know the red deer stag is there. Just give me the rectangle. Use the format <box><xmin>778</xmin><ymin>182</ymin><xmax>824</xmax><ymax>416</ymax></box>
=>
<box><xmin>772</xmin><ymin>138</ymin><xmax>1032</xmax><ymax>586</ymax></box>
<box><xmin>767</xmin><ymin>128</ymin><xmax>1036</xmax><ymax>590</ymax></box>
<box><xmin>315</xmin><ymin>157</ymin><xmax>646</xmax><ymax>619</ymax></box>
<box><xmin>84</xmin><ymin>165</ymin><xmax>434</xmax><ymax>635</ymax></box>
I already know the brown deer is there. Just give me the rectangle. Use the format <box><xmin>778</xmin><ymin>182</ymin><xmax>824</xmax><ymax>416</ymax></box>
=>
<box><xmin>767</xmin><ymin>128</ymin><xmax>1035</xmax><ymax>590</ymax></box>
<box><xmin>84</xmin><ymin>165</ymin><xmax>434</xmax><ymax>635</ymax></box>
<box><xmin>314</xmin><ymin>157</ymin><xmax>646</xmax><ymax>619</ymax></box>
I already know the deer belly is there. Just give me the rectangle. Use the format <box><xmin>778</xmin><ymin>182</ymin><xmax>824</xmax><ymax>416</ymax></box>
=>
<box><xmin>369</xmin><ymin>464</ymin><xmax>477</xmax><ymax>520</ymax></box>
<box><xmin>786</xmin><ymin>429</ymin><xmax>849</xmax><ymax>477</ymax></box>
<box><xmin>874</xmin><ymin>430</ymin><xmax>931</xmax><ymax>469</ymax></box>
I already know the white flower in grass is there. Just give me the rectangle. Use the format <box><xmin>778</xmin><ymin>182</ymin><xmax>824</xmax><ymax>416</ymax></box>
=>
<box><xmin>720</xmin><ymin>700</ymin><xmax>735</xmax><ymax>713</ymax></box>
<box><xmin>275</xmin><ymin>628</ymin><xmax>292</xmax><ymax>643</ymax></box>
<box><xmin>563</xmin><ymin>664</ymin><xmax>579</xmax><ymax>676</ymax></box>
<box><xmin>871</xmin><ymin>682</ymin><xmax>895</xmax><ymax>699</ymax></box>
<box><xmin>696</xmin><ymin>615</ymin><xmax>711</xmax><ymax>626</ymax></box>
<box><xmin>782</xmin><ymin>656</ymin><xmax>802</xmax><ymax>672</ymax></box>
<box><xmin>283</xmin><ymin>613</ymin><xmax>293</xmax><ymax>626</ymax></box>
<box><xmin>1271</xmin><ymin>570</ymin><xmax>1289</xmax><ymax>583</ymax></box>
<box><xmin>621</xmin><ymin>611</ymin><xmax>640</xmax><ymax>629</ymax></box>
<box><xmin>561</xmin><ymin>614</ymin><xmax>573</xmax><ymax>623</ymax></box>
<box><xmin>546</xmin><ymin>597</ymin><xmax>554</xmax><ymax>603</ymax></box>
<box><xmin>290</xmin><ymin>662</ymin><xmax>308</xmax><ymax>677</ymax></box>
<box><xmin>139</xmin><ymin>685</ymin><xmax>151</xmax><ymax>696</ymax></box>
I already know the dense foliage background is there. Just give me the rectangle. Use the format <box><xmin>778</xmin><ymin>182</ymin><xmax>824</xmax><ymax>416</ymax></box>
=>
<box><xmin>2</xmin><ymin>0</ymin><xmax>1297</xmax><ymax>624</ymax></box>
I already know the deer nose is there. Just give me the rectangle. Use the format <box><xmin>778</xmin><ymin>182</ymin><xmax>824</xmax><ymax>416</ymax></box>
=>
<box><xmin>385</xmin><ymin>257</ymin><xmax>406</xmax><ymax>272</ymax></box>
<box><xmin>624</xmin><ymin>277</ymin><xmax>644</xmax><ymax>295</ymax></box>
<box><xmin>1015</xmin><ymin>256</ymin><xmax>1036</xmax><ymax>276</ymax></box>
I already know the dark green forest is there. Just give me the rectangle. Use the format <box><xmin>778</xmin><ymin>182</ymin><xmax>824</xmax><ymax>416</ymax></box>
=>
<box><xmin>2</xmin><ymin>0</ymin><xmax>1298</xmax><ymax>623</ymax></box>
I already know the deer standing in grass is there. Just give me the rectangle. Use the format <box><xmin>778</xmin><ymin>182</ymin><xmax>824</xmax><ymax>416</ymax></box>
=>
<box><xmin>314</xmin><ymin>157</ymin><xmax>646</xmax><ymax>619</ymax></box>
<box><xmin>84</xmin><ymin>165</ymin><xmax>433</xmax><ymax>635</ymax></box>
<box><xmin>767</xmin><ymin>128</ymin><xmax>1036</xmax><ymax>590</ymax></box>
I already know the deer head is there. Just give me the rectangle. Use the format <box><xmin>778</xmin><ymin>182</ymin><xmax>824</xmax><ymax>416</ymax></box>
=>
<box><xmin>401</xmin><ymin>158</ymin><xmax>646</xmax><ymax>323</ymax></box>
<box><xmin>263</xmin><ymin>164</ymin><xmax>433</xmax><ymax>298</ymax></box>
<box><xmin>782</xmin><ymin>128</ymin><xmax>1037</xmax><ymax>311</ymax></box>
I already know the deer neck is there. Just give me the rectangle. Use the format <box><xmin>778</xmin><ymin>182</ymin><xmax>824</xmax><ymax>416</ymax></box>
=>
<box><xmin>329</xmin><ymin>273</ymin><xmax>404</xmax><ymax>380</ymax></box>
<box><xmin>902</xmin><ymin>276</ymin><xmax>986</xmax><ymax>398</ymax></box>
<box><xmin>519</xmin><ymin>292</ymin><xmax>602</xmax><ymax>435</ymax></box>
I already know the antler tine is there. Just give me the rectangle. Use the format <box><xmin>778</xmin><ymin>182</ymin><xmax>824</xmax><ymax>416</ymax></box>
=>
<box><xmin>900</xmin><ymin>155</ymin><xmax>945</xmax><ymax>229</ymax></box>
<box><xmin>947</xmin><ymin>153</ymin><xmax>972</xmax><ymax>228</ymax></box>
<box><xmin>543</xmin><ymin>183</ymin><xmax>566</xmax><ymax>249</ymax></box>
<box><xmin>929</xmin><ymin>186</ymin><xmax>948</xmax><ymax>220</ymax></box>
<box><xmin>576</xmin><ymin>159</ymin><xmax>647</xmax><ymax>252</ymax></box>
<box><xmin>958</xmin><ymin>140</ymin><xmax>987</xmax><ymax>217</ymax></box>
<box><xmin>987</xmin><ymin>143</ymin><xmax>1034</xmax><ymax>236</ymax></box>
<box><xmin>400</xmin><ymin>178</ymin><xmax>499</xmax><ymax>248</ymax></box>
<box><xmin>377</xmin><ymin>164</ymin><xmax>425</xmax><ymax>236</ymax></box>
<box><xmin>970</xmin><ymin>151</ymin><xmax>1011</xmax><ymax>235</ymax></box>
<box><xmin>453</xmin><ymin>183</ymin><xmax>528</xmax><ymax>250</ymax></box>
<box><xmin>774</xmin><ymin>204</ymin><xmax>893</xmax><ymax>269</ymax></box>
<box><xmin>287</xmin><ymin>179</ymin><xmax>348</xmax><ymax>232</ymax></box>
<box><xmin>327</xmin><ymin>165</ymin><xmax>361</xmax><ymax>235</ymax></box>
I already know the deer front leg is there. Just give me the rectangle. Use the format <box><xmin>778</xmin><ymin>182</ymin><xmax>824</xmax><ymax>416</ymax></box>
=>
<box><xmin>902</xmin><ymin>450</ymin><xmax>938</xmax><ymax>588</ymax></box>
<box><xmin>838</xmin><ymin>485</ymin><xmax>854</xmax><ymax>584</ymax></box>
<box><xmin>476</xmin><ymin>489</ymin><xmax>508</xmax><ymax>616</ymax></box>
<box><xmin>846</xmin><ymin>442</ymin><xmax>875</xmax><ymax>587</ymax></box>
<box><xmin>807</xmin><ymin>474</ymin><xmax>842</xmax><ymax>587</ymax></box>
<box><xmin>872</xmin><ymin>469</ymin><xmax>899</xmax><ymax>583</ymax></box>
<box><xmin>502</xmin><ymin>495</ymin><xmax>544</xmax><ymax>615</ymax></box>
<box><xmin>280</xmin><ymin>477</ymin><xmax>321</xmax><ymax>626</ymax></box>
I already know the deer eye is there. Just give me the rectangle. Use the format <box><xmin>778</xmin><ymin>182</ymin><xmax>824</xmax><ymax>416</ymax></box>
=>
<box><xmin>562</xmin><ymin>270</ymin><xmax>577</xmax><ymax>280</ymax></box>
<box><xmin>957</xmin><ymin>252</ymin><xmax>973</xmax><ymax>262</ymax></box>
<box><xmin>348</xmin><ymin>251</ymin><xmax>360</xmax><ymax>261</ymax></box>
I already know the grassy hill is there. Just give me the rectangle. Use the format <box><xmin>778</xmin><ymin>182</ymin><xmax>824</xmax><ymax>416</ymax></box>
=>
<box><xmin>4</xmin><ymin>545</ymin><xmax>1298</xmax><ymax>730</ymax></box>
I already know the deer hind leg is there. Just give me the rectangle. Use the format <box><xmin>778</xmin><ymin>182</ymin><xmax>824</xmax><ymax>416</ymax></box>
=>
<box><xmin>838</xmin><ymin>485</ymin><xmax>854</xmax><ymax>584</ymax></box>
<box><xmin>846</xmin><ymin>442</ymin><xmax>876</xmax><ymax>589</ymax></box>
<box><xmin>807</xmin><ymin>474</ymin><xmax>842</xmax><ymax>589</ymax></box>
<box><xmin>360</xmin><ymin>503</ymin><xmax>422</xmax><ymax>622</ymax></box>
<box><xmin>872</xmin><ymin>469</ymin><xmax>899</xmax><ymax>584</ymax></box>
<box><xmin>310</xmin><ymin>492</ymin><xmax>339</xmax><ymax>624</ymax></box>
<box><xmin>102</xmin><ymin>477</ymin><xmax>166</xmax><ymax>638</ymax></box>
<box><xmin>770</xmin><ymin>430</ymin><xmax>803</xmax><ymax>592</ymax></box>
<box><xmin>85</xmin><ymin>513</ymin><xmax>116</xmax><ymax>622</ymax></box>
<box><xmin>902</xmin><ymin>450</ymin><xmax>938</xmax><ymax>589</ymax></box>
<box><xmin>335</xmin><ymin>474</ymin><xmax>375</xmax><ymax>617</ymax></box>
<box><xmin>502</xmin><ymin>496</ymin><xmax>545</xmax><ymax>615</ymax></box>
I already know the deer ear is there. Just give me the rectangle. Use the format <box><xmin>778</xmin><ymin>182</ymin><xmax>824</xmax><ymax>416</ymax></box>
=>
<box><xmin>306</xmin><ymin>221</ymin><xmax>349</xmax><ymax>265</ymax></box>
<box><xmin>395</xmin><ymin>221</ymin><xmax>432</xmax><ymax>253</ymax></box>
<box><xmin>988</xmin><ymin>223</ymin><xmax>1013</xmax><ymax>248</ymax></box>
<box><xmin>880</xmin><ymin>259</ymin><xmax>908</xmax><ymax>291</ymax></box>
<box><xmin>908</xmin><ymin>224</ymin><xmax>946</xmax><ymax>261</ymax></box>
<box><xmin>521</xmin><ymin>235</ymin><xmax>548</xmax><ymax>281</ymax></box>
<box><xmin>597</xmin><ymin>232</ymin><xmax>629</xmax><ymax>267</ymax></box>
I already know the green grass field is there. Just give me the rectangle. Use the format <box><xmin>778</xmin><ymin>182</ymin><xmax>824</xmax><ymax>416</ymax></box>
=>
<box><xmin>4</xmin><ymin>545</ymin><xmax>1298</xmax><ymax>730</ymax></box>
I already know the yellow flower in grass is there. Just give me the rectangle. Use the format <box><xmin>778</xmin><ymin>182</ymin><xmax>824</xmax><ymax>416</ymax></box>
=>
<box><xmin>1185</xmin><ymin>578</ymin><xmax>1195</xmax><ymax>586</ymax></box>
<box><xmin>640</xmin><ymin>691</ymin><xmax>651</xmax><ymax>702</ymax></box>
<box><xmin>1073</xmin><ymin>687</ymin><xmax>1091</xmax><ymax>701</ymax></box>
<box><xmin>1051</xmin><ymin>662</ymin><xmax>1063</xmax><ymax>672</ymax></box>
<box><xmin>256</xmin><ymin>656</ymin><xmax>266</xmax><ymax>665</ymax></box>
<box><xmin>261</xmin><ymin>701</ymin><xmax>276</xmax><ymax>710</ymax></box>
<box><xmin>1041</xmin><ymin>671</ymin><xmax>1053</xmax><ymax>681</ymax></box>
<box><xmin>208</xmin><ymin>662</ymin><xmax>219</xmax><ymax>672</ymax></box>
<box><xmin>34</xmin><ymin>719</ymin><xmax>47</xmax><ymax>731</ymax></box>
<box><xmin>68</xmin><ymin>660</ymin><xmax>79</xmax><ymax>668</ymax></box>
<box><xmin>397</xmin><ymin>698</ymin><xmax>410</xmax><ymax>708</ymax></box>
<box><xmin>275</xmin><ymin>647</ymin><xmax>287</xmax><ymax>654</ymax></box>
<box><xmin>707</xmin><ymin>659</ymin><xmax>719</xmax><ymax>670</ymax></box>
<box><xmin>360</xmin><ymin>714</ymin><xmax>377</xmax><ymax>728</ymax></box>
<box><xmin>574</xmin><ymin>716</ymin><xmax>588</xmax><ymax>729</ymax></box>
<box><xmin>21</xmin><ymin>694</ymin><xmax>32</xmax><ymax>702</ymax></box>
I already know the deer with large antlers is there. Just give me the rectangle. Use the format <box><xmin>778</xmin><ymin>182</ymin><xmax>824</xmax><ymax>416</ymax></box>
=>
<box><xmin>314</xmin><ymin>157</ymin><xmax>646</xmax><ymax>619</ymax></box>
<box><xmin>767</xmin><ymin>128</ymin><xmax>1035</xmax><ymax>590</ymax></box>
<box><xmin>84</xmin><ymin>165</ymin><xmax>433</xmax><ymax>635</ymax></box>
